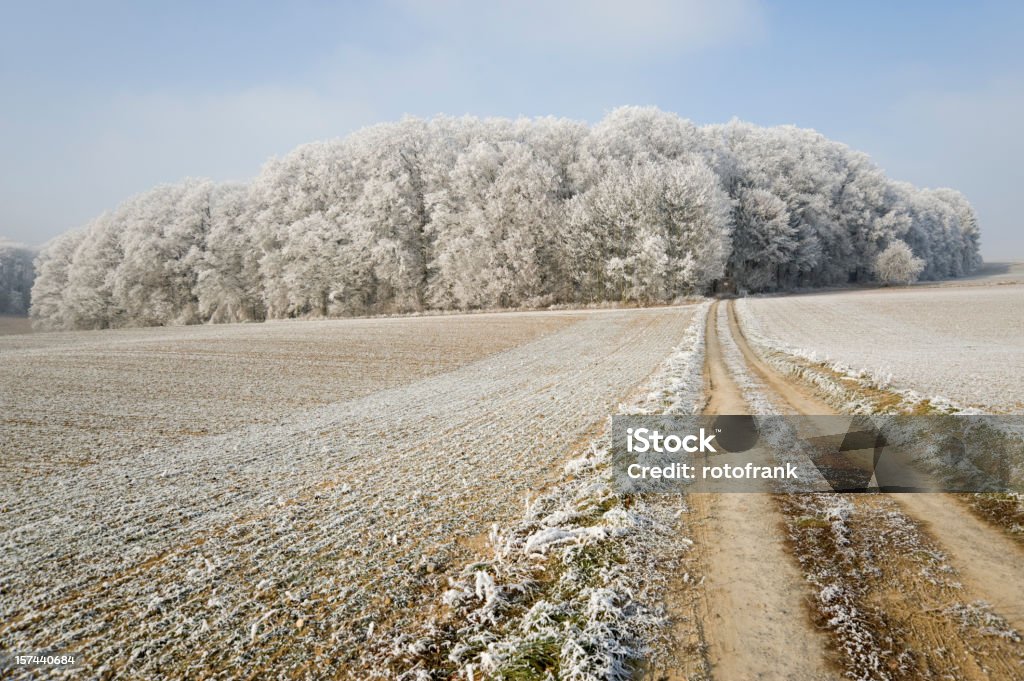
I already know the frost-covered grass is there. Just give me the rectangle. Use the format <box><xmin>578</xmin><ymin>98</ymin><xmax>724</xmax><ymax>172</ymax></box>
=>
<box><xmin>781</xmin><ymin>494</ymin><xmax>916</xmax><ymax>681</ymax></box>
<box><xmin>962</xmin><ymin>492</ymin><xmax>1024</xmax><ymax>542</ymax></box>
<box><xmin>736</xmin><ymin>285</ymin><xmax>1024</xmax><ymax>413</ymax></box>
<box><xmin>782</xmin><ymin>492</ymin><xmax>1024</xmax><ymax>680</ymax></box>
<box><xmin>0</xmin><ymin>306</ymin><xmax>697</xmax><ymax>679</ymax></box>
<box><xmin>389</xmin><ymin>303</ymin><xmax>710</xmax><ymax>680</ymax></box>
<box><xmin>713</xmin><ymin>301</ymin><xmax>774</xmax><ymax>415</ymax></box>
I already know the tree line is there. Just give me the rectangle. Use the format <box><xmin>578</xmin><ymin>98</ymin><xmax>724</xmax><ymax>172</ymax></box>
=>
<box><xmin>0</xmin><ymin>240</ymin><xmax>35</xmax><ymax>316</ymax></box>
<box><xmin>29</xmin><ymin>107</ymin><xmax>981</xmax><ymax>329</ymax></box>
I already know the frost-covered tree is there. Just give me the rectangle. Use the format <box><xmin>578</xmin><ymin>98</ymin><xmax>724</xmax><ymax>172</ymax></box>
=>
<box><xmin>726</xmin><ymin>188</ymin><xmax>794</xmax><ymax>291</ymax></box>
<box><xmin>874</xmin><ymin>241</ymin><xmax>925</xmax><ymax>285</ymax></box>
<box><xmin>246</xmin><ymin>138</ymin><xmax>368</xmax><ymax>318</ymax></box>
<box><xmin>427</xmin><ymin>140</ymin><xmax>564</xmax><ymax>309</ymax></box>
<box><xmin>30</xmin><ymin>230</ymin><xmax>84</xmax><ymax>328</ymax></box>
<box><xmin>195</xmin><ymin>183</ymin><xmax>265</xmax><ymax>322</ymax></box>
<box><xmin>62</xmin><ymin>213</ymin><xmax>123</xmax><ymax>329</ymax></box>
<box><xmin>111</xmin><ymin>180</ymin><xmax>213</xmax><ymax>326</ymax></box>
<box><xmin>347</xmin><ymin>120</ymin><xmax>433</xmax><ymax>312</ymax></box>
<box><xmin>568</xmin><ymin>159</ymin><xmax>731</xmax><ymax>302</ymax></box>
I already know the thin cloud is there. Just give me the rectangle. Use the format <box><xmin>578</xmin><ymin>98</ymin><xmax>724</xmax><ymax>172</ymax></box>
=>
<box><xmin>398</xmin><ymin>0</ymin><xmax>766</xmax><ymax>56</ymax></box>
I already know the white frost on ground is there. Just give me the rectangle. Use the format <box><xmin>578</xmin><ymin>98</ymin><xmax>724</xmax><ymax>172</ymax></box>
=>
<box><xmin>396</xmin><ymin>302</ymin><xmax>711</xmax><ymax>680</ymax></box>
<box><xmin>0</xmin><ymin>307</ymin><xmax>697</xmax><ymax>678</ymax></box>
<box><xmin>735</xmin><ymin>285</ymin><xmax>1024</xmax><ymax>413</ymax></box>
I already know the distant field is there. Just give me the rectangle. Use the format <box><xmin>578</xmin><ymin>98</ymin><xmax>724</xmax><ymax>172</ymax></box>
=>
<box><xmin>737</xmin><ymin>283</ymin><xmax>1024</xmax><ymax>411</ymax></box>
<box><xmin>0</xmin><ymin>305</ymin><xmax>698</xmax><ymax>678</ymax></box>
<box><xmin>0</xmin><ymin>315</ymin><xmax>31</xmax><ymax>335</ymax></box>
<box><xmin>0</xmin><ymin>312</ymin><xmax>585</xmax><ymax>469</ymax></box>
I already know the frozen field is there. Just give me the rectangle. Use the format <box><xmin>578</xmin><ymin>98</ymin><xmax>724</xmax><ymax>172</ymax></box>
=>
<box><xmin>0</xmin><ymin>316</ymin><xmax>31</xmax><ymax>336</ymax></box>
<box><xmin>737</xmin><ymin>284</ymin><xmax>1024</xmax><ymax>411</ymax></box>
<box><xmin>0</xmin><ymin>312</ymin><xmax>578</xmax><ymax>470</ymax></box>
<box><xmin>0</xmin><ymin>306</ymin><xmax>697</xmax><ymax>677</ymax></box>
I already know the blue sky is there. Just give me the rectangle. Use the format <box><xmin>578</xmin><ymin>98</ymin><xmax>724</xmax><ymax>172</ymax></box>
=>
<box><xmin>2</xmin><ymin>0</ymin><xmax>1022</xmax><ymax>259</ymax></box>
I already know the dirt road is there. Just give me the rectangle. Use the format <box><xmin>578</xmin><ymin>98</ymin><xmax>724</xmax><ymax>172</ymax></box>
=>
<box><xmin>687</xmin><ymin>300</ymin><xmax>838</xmax><ymax>680</ymax></box>
<box><xmin>687</xmin><ymin>299</ymin><xmax>1024</xmax><ymax>680</ymax></box>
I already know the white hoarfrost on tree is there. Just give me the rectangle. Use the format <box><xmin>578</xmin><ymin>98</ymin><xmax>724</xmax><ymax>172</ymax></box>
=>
<box><xmin>111</xmin><ymin>180</ymin><xmax>213</xmax><ymax>326</ymax></box>
<box><xmin>874</xmin><ymin>241</ymin><xmax>925</xmax><ymax>285</ymax></box>
<box><xmin>29</xmin><ymin>231</ymin><xmax>84</xmax><ymax>327</ymax></box>
<box><xmin>570</xmin><ymin>159</ymin><xmax>731</xmax><ymax>302</ymax></box>
<box><xmin>29</xmin><ymin>107</ymin><xmax>984</xmax><ymax>329</ymax></box>
<box><xmin>194</xmin><ymin>183</ymin><xmax>264</xmax><ymax>323</ymax></box>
